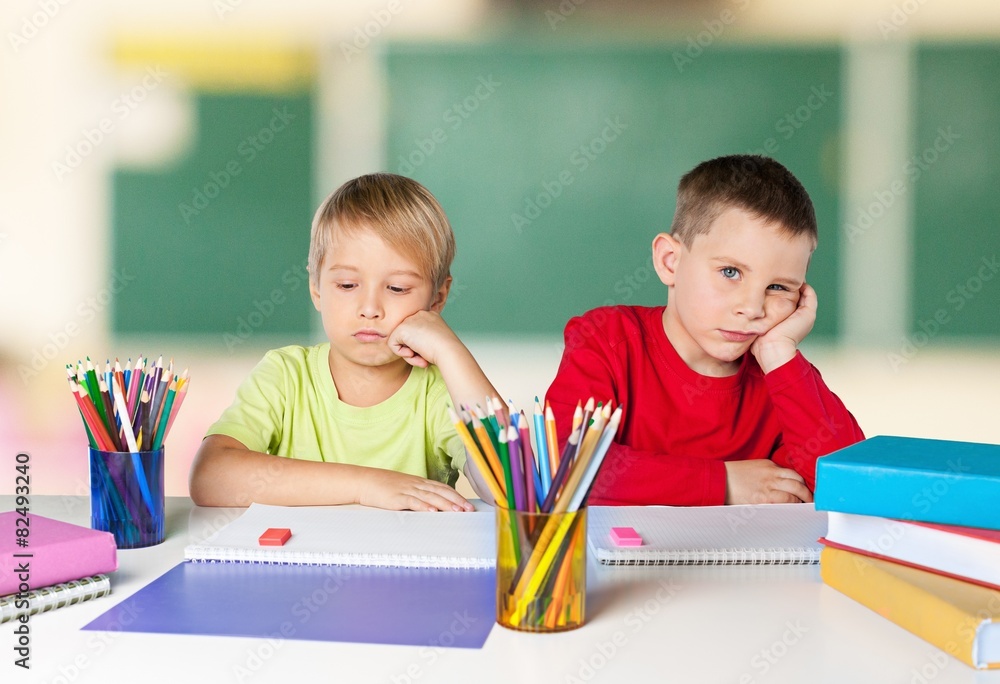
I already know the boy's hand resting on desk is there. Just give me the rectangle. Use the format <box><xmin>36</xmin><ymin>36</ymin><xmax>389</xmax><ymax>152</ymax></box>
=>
<box><xmin>358</xmin><ymin>468</ymin><xmax>475</xmax><ymax>512</ymax></box>
<box><xmin>724</xmin><ymin>459</ymin><xmax>813</xmax><ymax>505</ymax></box>
<box><xmin>750</xmin><ymin>283</ymin><xmax>817</xmax><ymax>374</ymax></box>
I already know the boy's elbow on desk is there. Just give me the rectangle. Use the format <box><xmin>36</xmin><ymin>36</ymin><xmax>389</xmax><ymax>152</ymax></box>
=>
<box><xmin>189</xmin><ymin>434</ymin><xmax>248</xmax><ymax>507</ymax></box>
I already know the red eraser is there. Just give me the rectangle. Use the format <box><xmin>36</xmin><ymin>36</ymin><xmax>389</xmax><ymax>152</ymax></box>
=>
<box><xmin>610</xmin><ymin>527</ymin><xmax>642</xmax><ymax>547</ymax></box>
<box><xmin>259</xmin><ymin>528</ymin><xmax>292</xmax><ymax>546</ymax></box>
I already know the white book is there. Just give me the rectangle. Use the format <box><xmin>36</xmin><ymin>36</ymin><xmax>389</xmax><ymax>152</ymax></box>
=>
<box><xmin>0</xmin><ymin>574</ymin><xmax>112</xmax><ymax>623</ymax></box>
<box><xmin>823</xmin><ymin>511</ymin><xmax>1000</xmax><ymax>589</ymax></box>
<box><xmin>587</xmin><ymin>504</ymin><xmax>827</xmax><ymax>566</ymax></box>
<box><xmin>184</xmin><ymin>502</ymin><xmax>496</xmax><ymax>569</ymax></box>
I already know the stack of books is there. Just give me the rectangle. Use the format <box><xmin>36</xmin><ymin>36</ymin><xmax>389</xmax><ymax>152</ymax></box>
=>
<box><xmin>815</xmin><ymin>435</ymin><xmax>1000</xmax><ymax>670</ymax></box>
<box><xmin>0</xmin><ymin>512</ymin><xmax>118</xmax><ymax>623</ymax></box>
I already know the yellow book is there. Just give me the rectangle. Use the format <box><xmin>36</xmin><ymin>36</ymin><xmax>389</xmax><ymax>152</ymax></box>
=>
<box><xmin>821</xmin><ymin>546</ymin><xmax>1000</xmax><ymax>670</ymax></box>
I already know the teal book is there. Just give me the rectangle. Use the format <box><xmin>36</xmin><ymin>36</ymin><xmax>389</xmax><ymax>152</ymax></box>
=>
<box><xmin>815</xmin><ymin>436</ymin><xmax>1000</xmax><ymax>530</ymax></box>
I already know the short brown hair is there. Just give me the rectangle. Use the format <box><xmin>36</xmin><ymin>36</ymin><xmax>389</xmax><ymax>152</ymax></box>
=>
<box><xmin>309</xmin><ymin>173</ymin><xmax>456</xmax><ymax>289</ymax></box>
<box><xmin>670</xmin><ymin>155</ymin><xmax>817</xmax><ymax>247</ymax></box>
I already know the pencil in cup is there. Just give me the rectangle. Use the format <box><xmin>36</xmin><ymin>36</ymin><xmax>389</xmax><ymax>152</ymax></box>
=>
<box><xmin>455</xmin><ymin>396</ymin><xmax>621</xmax><ymax>631</ymax></box>
<box><xmin>67</xmin><ymin>357</ymin><xmax>188</xmax><ymax>454</ymax></box>
<box><xmin>502</xmin><ymin>406</ymin><xmax>621</xmax><ymax>628</ymax></box>
<box><xmin>68</xmin><ymin>356</ymin><xmax>188</xmax><ymax>548</ymax></box>
<box><xmin>496</xmin><ymin>507</ymin><xmax>587</xmax><ymax>632</ymax></box>
<box><xmin>89</xmin><ymin>447</ymin><xmax>165</xmax><ymax>548</ymax></box>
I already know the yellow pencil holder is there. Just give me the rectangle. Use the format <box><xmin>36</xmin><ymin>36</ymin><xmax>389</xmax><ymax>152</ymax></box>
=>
<box><xmin>495</xmin><ymin>507</ymin><xmax>587</xmax><ymax>632</ymax></box>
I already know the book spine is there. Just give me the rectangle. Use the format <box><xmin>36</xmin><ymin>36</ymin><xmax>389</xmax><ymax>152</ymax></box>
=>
<box><xmin>0</xmin><ymin>574</ymin><xmax>112</xmax><ymax>624</ymax></box>
<box><xmin>815</xmin><ymin>461</ymin><xmax>1000</xmax><ymax>530</ymax></box>
<box><xmin>820</xmin><ymin>547</ymin><xmax>981</xmax><ymax>669</ymax></box>
<box><xmin>0</xmin><ymin>535</ymin><xmax>118</xmax><ymax>595</ymax></box>
<box><xmin>824</xmin><ymin>512</ymin><xmax>1000</xmax><ymax>592</ymax></box>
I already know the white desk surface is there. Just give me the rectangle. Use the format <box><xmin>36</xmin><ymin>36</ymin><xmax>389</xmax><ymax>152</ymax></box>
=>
<box><xmin>3</xmin><ymin>496</ymin><xmax>998</xmax><ymax>684</ymax></box>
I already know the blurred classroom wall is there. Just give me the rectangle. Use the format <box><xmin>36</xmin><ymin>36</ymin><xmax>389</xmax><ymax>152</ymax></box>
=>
<box><xmin>1</xmin><ymin>0</ymin><xmax>998</xmax><ymax>497</ymax></box>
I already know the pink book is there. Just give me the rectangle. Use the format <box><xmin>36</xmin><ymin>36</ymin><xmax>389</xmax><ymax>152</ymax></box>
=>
<box><xmin>0</xmin><ymin>512</ymin><xmax>117</xmax><ymax>595</ymax></box>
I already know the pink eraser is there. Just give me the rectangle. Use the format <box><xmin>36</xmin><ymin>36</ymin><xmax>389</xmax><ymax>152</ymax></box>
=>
<box><xmin>259</xmin><ymin>528</ymin><xmax>292</xmax><ymax>546</ymax></box>
<box><xmin>610</xmin><ymin>527</ymin><xmax>642</xmax><ymax>547</ymax></box>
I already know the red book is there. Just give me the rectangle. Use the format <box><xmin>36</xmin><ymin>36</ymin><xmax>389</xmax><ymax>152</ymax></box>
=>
<box><xmin>0</xmin><ymin>512</ymin><xmax>118</xmax><ymax>595</ymax></box>
<box><xmin>821</xmin><ymin>511</ymin><xmax>1000</xmax><ymax>591</ymax></box>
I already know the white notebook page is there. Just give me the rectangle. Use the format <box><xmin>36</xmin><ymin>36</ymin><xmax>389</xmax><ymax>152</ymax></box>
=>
<box><xmin>185</xmin><ymin>502</ymin><xmax>496</xmax><ymax>568</ymax></box>
<box><xmin>588</xmin><ymin>504</ymin><xmax>827</xmax><ymax>566</ymax></box>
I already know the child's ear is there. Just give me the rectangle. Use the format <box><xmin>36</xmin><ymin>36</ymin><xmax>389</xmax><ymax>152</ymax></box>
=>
<box><xmin>308</xmin><ymin>272</ymin><xmax>322</xmax><ymax>311</ymax></box>
<box><xmin>652</xmin><ymin>232</ymin><xmax>683</xmax><ymax>286</ymax></box>
<box><xmin>430</xmin><ymin>276</ymin><xmax>452</xmax><ymax>313</ymax></box>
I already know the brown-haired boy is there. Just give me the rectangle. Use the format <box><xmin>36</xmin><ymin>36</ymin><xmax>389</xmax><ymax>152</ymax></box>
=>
<box><xmin>546</xmin><ymin>155</ymin><xmax>864</xmax><ymax>506</ymax></box>
<box><xmin>191</xmin><ymin>173</ymin><xmax>498</xmax><ymax>511</ymax></box>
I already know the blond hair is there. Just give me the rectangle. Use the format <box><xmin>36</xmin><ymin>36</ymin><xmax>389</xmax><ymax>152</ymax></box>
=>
<box><xmin>309</xmin><ymin>173</ymin><xmax>456</xmax><ymax>289</ymax></box>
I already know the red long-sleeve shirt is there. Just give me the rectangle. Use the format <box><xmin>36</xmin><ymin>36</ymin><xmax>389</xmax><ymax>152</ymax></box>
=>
<box><xmin>545</xmin><ymin>306</ymin><xmax>864</xmax><ymax>506</ymax></box>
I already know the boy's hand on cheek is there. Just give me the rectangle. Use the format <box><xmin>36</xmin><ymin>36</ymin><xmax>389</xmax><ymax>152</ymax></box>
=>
<box><xmin>751</xmin><ymin>283</ymin><xmax>817</xmax><ymax>374</ymax></box>
<box><xmin>389</xmin><ymin>311</ymin><xmax>460</xmax><ymax>368</ymax></box>
<box><xmin>358</xmin><ymin>468</ymin><xmax>474</xmax><ymax>512</ymax></box>
<box><xmin>724</xmin><ymin>459</ymin><xmax>813</xmax><ymax>505</ymax></box>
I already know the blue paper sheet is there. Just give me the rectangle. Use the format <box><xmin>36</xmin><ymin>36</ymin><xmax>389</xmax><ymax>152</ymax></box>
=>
<box><xmin>84</xmin><ymin>562</ymin><xmax>496</xmax><ymax>648</ymax></box>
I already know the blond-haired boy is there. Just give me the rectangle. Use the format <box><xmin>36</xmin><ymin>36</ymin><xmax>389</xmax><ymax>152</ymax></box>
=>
<box><xmin>546</xmin><ymin>155</ymin><xmax>864</xmax><ymax>506</ymax></box>
<box><xmin>191</xmin><ymin>173</ymin><xmax>496</xmax><ymax>511</ymax></box>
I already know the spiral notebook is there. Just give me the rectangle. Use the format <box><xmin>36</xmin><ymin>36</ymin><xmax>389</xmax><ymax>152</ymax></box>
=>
<box><xmin>1</xmin><ymin>574</ymin><xmax>111</xmax><ymax>624</ymax></box>
<box><xmin>88</xmin><ymin>503</ymin><xmax>498</xmax><ymax>648</ymax></box>
<box><xmin>184</xmin><ymin>502</ymin><xmax>496</xmax><ymax>568</ymax></box>
<box><xmin>588</xmin><ymin>503</ymin><xmax>827</xmax><ymax>566</ymax></box>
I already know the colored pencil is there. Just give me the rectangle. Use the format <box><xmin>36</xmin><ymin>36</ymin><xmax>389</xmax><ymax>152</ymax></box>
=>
<box><xmin>486</xmin><ymin>397</ymin><xmax>501</xmax><ymax>434</ymax></box>
<box><xmin>533</xmin><ymin>399</ymin><xmax>552</xmax><ymax>499</ymax></box>
<box><xmin>96</xmin><ymin>376</ymin><xmax>122</xmax><ymax>451</ymax></box>
<box><xmin>151</xmin><ymin>377</ymin><xmax>177</xmax><ymax>450</ymax></box>
<box><xmin>507</xmin><ymin>425</ymin><xmax>526</xmax><ymax>512</ymax></box>
<box><xmin>453</xmin><ymin>394</ymin><xmax>623</xmax><ymax>630</ymax></box>
<box><xmin>571</xmin><ymin>400</ymin><xmax>584</xmax><ymax>436</ymax></box>
<box><xmin>137</xmin><ymin>390</ymin><xmax>151</xmax><ymax>449</ymax></box>
<box><xmin>471</xmin><ymin>406</ymin><xmax>505</xmax><ymax>486</ymax></box>
<box><xmin>449</xmin><ymin>406</ymin><xmax>506</xmax><ymax>507</ymax></box>
<box><xmin>84</xmin><ymin>358</ymin><xmax>106</xmax><ymax>426</ymax></box>
<box><xmin>518</xmin><ymin>411</ymin><xmax>538</xmax><ymax>514</ymax></box>
<box><xmin>127</xmin><ymin>356</ymin><xmax>145</xmax><ymax>419</ymax></box>
<box><xmin>69</xmin><ymin>379</ymin><xmax>113</xmax><ymax>451</ymax></box>
<box><xmin>163</xmin><ymin>372</ymin><xmax>189</xmax><ymax>438</ymax></box>
<box><xmin>568</xmin><ymin>407</ymin><xmax>622</xmax><ymax>511</ymax></box>
<box><xmin>66</xmin><ymin>353</ymin><xmax>188</xmax><ymax>454</ymax></box>
<box><xmin>545</xmin><ymin>402</ymin><xmax>560</xmax><ymax>473</ymax></box>
<box><xmin>146</xmin><ymin>370</ymin><xmax>169</xmax><ymax>444</ymax></box>
<box><xmin>497</xmin><ymin>428</ymin><xmax>516</xmax><ymax>511</ymax></box>
<box><xmin>112</xmin><ymin>377</ymin><xmax>139</xmax><ymax>453</ymax></box>
<box><xmin>539</xmin><ymin>424</ymin><xmax>583</xmax><ymax>513</ymax></box>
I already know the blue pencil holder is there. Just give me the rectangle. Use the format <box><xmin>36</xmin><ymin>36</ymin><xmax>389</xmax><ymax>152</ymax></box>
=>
<box><xmin>89</xmin><ymin>447</ymin><xmax>165</xmax><ymax>548</ymax></box>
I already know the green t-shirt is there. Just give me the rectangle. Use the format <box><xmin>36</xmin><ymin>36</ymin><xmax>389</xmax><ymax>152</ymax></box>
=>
<box><xmin>206</xmin><ymin>344</ymin><xmax>465</xmax><ymax>486</ymax></box>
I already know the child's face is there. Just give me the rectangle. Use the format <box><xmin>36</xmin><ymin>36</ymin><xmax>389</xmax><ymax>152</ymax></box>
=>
<box><xmin>659</xmin><ymin>207</ymin><xmax>813</xmax><ymax>376</ymax></box>
<box><xmin>309</xmin><ymin>229</ymin><xmax>447</xmax><ymax>374</ymax></box>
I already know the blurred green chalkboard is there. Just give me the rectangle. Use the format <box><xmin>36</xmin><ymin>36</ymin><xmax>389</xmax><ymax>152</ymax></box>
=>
<box><xmin>385</xmin><ymin>43</ymin><xmax>842</xmax><ymax>336</ymax></box>
<box><xmin>112</xmin><ymin>93</ymin><xmax>314</xmax><ymax>344</ymax></box>
<box><xmin>912</xmin><ymin>45</ymin><xmax>1000</xmax><ymax>338</ymax></box>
